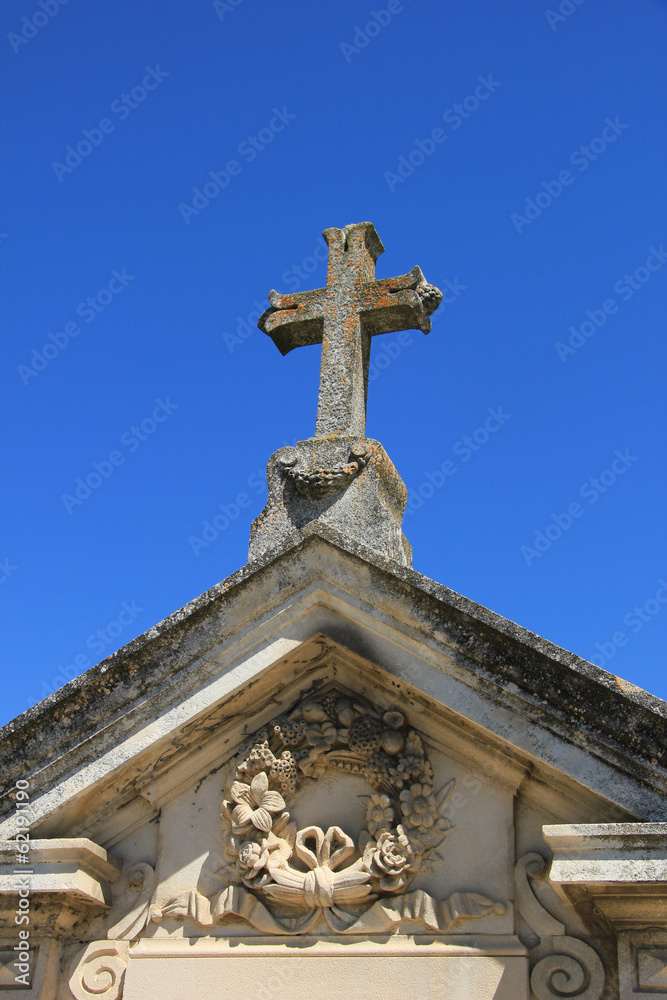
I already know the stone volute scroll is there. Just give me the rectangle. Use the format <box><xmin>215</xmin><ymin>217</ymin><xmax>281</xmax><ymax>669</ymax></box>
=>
<box><xmin>69</xmin><ymin>862</ymin><xmax>156</xmax><ymax>1000</ymax></box>
<box><xmin>515</xmin><ymin>853</ymin><xmax>605</xmax><ymax>1000</ymax></box>
<box><xmin>248</xmin><ymin>222</ymin><xmax>443</xmax><ymax>567</ymax></box>
<box><xmin>153</xmin><ymin>688</ymin><xmax>506</xmax><ymax>935</ymax></box>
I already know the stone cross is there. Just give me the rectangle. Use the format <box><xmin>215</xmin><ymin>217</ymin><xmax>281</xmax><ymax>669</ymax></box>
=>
<box><xmin>259</xmin><ymin>222</ymin><xmax>442</xmax><ymax>438</ymax></box>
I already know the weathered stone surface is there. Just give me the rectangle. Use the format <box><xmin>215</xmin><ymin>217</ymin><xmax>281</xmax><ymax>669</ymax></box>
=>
<box><xmin>0</xmin><ymin>524</ymin><xmax>666</xmax><ymax>998</ymax></box>
<box><xmin>618</xmin><ymin>928</ymin><xmax>667</xmax><ymax>999</ymax></box>
<box><xmin>122</xmin><ymin>947</ymin><xmax>529</xmax><ymax>1000</ymax></box>
<box><xmin>259</xmin><ymin>222</ymin><xmax>442</xmax><ymax>439</ymax></box>
<box><xmin>253</xmin><ymin>222</ymin><xmax>442</xmax><ymax>564</ymax></box>
<box><xmin>0</xmin><ymin>838</ymin><xmax>120</xmax><ymax>907</ymax></box>
<box><xmin>545</xmin><ymin>823</ymin><xmax>667</xmax><ymax>927</ymax></box>
<box><xmin>248</xmin><ymin>436</ymin><xmax>411</xmax><ymax>566</ymax></box>
<box><xmin>1</xmin><ymin>527</ymin><xmax>666</xmax><ymax>837</ymax></box>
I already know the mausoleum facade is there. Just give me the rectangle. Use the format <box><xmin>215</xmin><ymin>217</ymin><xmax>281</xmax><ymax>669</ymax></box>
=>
<box><xmin>1</xmin><ymin>224</ymin><xmax>665</xmax><ymax>1000</ymax></box>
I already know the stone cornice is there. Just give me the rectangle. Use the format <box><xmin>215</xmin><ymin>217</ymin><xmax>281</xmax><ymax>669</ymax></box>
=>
<box><xmin>545</xmin><ymin>822</ymin><xmax>667</xmax><ymax>928</ymax></box>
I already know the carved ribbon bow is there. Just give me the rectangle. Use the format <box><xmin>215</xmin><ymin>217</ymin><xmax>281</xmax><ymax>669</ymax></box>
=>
<box><xmin>263</xmin><ymin>825</ymin><xmax>372</xmax><ymax>910</ymax></box>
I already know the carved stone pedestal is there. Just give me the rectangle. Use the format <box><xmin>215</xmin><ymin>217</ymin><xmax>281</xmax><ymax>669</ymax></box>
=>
<box><xmin>248</xmin><ymin>437</ymin><xmax>411</xmax><ymax>566</ymax></box>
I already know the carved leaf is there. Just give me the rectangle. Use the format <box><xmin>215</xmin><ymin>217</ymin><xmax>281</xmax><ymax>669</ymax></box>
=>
<box><xmin>262</xmin><ymin>790</ymin><xmax>287</xmax><ymax>812</ymax></box>
<box><xmin>232</xmin><ymin>803</ymin><xmax>254</xmax><ymax>827</ymax></box>
<box><xmin>252</xmin><ymin>806</ymin><xmax>273</xmax><ymax>832</ymax></box>
<box><xmin>251</xmin><ymin>771</ymin><xmax>269</xmax><ymax>797</ymax></box>
<box><xmin>435</xmin><ymin>779</ymin><xmax>455</xmax><ymax>808</ymax></box>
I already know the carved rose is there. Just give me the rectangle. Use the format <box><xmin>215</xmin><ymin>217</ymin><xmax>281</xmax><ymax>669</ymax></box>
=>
<box><xmin>365</xmin><ymin>793</ymin><xmax>394</xmax><ymax>836</ymax></box>
<box><xmin>399</xmin><ymin>782</ymin><xmax>437</xmax><ymax>831</ymax></box>
<box><xmin>371</xmin><ymin>828</ymin><xmax>416</xmax><ymax>890</ymax></box>
<box><xmin>230</xmin><ymin>771</ymin><xmax>286</xmax><ymax>832</ymax></box>
<box><xmin>236</xmin><ymin>841</ymin><xmax>270</xmax><ymax>886</ymax></box>
<box><xmin>373</xmin><ymin>829</ymin><xmax>414</xmax><ymax>874</ymax></box>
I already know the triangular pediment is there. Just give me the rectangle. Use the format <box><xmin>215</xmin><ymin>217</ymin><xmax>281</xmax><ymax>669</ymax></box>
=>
<box><xmin>25</xmin><ymin>632</ymin><xmax>636</xmax><ymax>855</ymax></box>
<box><xmin>1</xmin><ymin>531</ymin><xmax>667</xmax><ymax>1000</ymax></box>
<box><xmin>1</xmin><ymin>530</ymin><xmax>664</xmax><ymax>847</ymax></box>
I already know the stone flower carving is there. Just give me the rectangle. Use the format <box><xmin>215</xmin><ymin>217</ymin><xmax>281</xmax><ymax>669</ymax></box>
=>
<box><xmin>142</xmin><ymin>688</ymin><xmax>505</xmax><ymax>936</ymax></box>
<box><xmin>371</xmin><ymin>828</ymin><xmax>415</xmax><ymax>890</ymax></box>
<box><xmin>230</xmin><ymin>771</ymin><xmax>286</xmax><ymax>832</ymax></box>
<box><xmin>219</xmin><ymin>691</ymin><xmax>457</xmax><ymax>907</ymax></box>
<box><xmin>236</xmin><ymin>840</ymin><xmax>271</xmax><ymax>885</ymax></box>
<box><xmin>364</xmin><ymin>793</ymin><xmax>394</xmax><ymax>836</ymax></box>
<box><xmin>150</xmin><ymin>688</ymin><xmax>505</xmax><ymax>937</ymax></box>
<box><xmin>399</xmin><ymin>782</ymin><xmax>438</xmax><ymax>831</ymax></box>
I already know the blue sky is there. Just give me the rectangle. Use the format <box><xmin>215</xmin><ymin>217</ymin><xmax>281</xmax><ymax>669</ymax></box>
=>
<box><xmin>1</xmin><ymin>0</ymin><xmax>666</xmax><ymax>725</ymax></box>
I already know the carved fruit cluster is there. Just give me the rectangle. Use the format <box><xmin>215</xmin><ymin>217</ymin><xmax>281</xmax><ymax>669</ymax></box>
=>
<box><xmin>220</xmin><ymin>690</ymin><xmax>456</xmax><ymax>902</ymax></box>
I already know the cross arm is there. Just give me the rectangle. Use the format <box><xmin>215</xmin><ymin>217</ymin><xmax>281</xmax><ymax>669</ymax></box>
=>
<box><xmin>357</xmin><ymin>266</ymin><xmax>443</xmax><ymax>337</ymax></box>
<box><xmin>258</xmin><ymin>288</ymin><xmax>328</xmax><ymax>356</ymax></box>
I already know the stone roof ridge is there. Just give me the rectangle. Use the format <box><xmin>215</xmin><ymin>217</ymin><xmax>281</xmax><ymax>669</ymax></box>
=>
<box><xmin>1</xmin><ymin>526</ymin><xmax>665</xmax><ymax>807</ymax></box>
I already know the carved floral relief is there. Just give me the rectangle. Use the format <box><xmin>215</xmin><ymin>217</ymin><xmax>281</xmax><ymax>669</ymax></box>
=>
<box><xmin>69</xmin><ymin>689</ymin><xmax>508</xmax><ymax>998</ymax></box>
<box><xmin>154</xmin><ymin>688</ymin><xmax>506</xmax><ymax>934</ymax></box>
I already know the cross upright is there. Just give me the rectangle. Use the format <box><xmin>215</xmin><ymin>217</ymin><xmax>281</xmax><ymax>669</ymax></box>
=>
<box><xmin>259</xmin><ymin>222</ymin><xmax>442</xmax><ymax>438</ymax></box>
